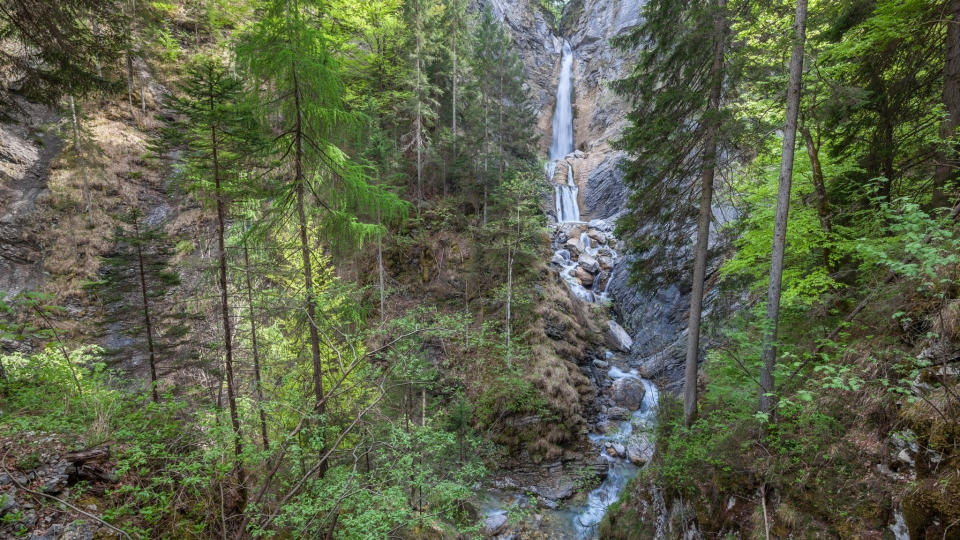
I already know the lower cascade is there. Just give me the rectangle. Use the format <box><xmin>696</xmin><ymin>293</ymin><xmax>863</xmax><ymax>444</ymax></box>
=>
<box><xmin>481</xmin><ymin>38</ymin><xmax>659</xmax><ymax>539</ymax></box>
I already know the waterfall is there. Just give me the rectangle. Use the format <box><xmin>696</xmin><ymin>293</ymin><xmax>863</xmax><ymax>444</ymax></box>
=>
<box><xmin>549</xmin><ymin>41</ymin><xmax>581</xmax><ymax>223</ymax></box>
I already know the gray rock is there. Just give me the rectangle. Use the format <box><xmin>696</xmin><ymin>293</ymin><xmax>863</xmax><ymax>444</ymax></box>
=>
<box><xmin>592</xmin><ymin>359</ymin><xmax>609</xmax><ymax>369</ymax></box>
<box><xmin>586</xmin><ymin>229</ymin><xmax>607</xmax><ymax>244</ymax></box>
<box><xmin>566</xmin><ymin>236</ymin><xmax>585</xmax><ymax>254</ymax></box>
<box><xmin>612</xmin><ymin>443</ymin><xmax>626</xmax><ymax>457</ymax></box>
<box><xmin>34</xmin><ymin>524</ymin><xmax>64</xmax><ymax>540</ymax></box>
<box><xmin>483</xmin><ymin>513</ymin><xmax>509</xmax><ymax>537</ymax></box>
<box><xmin>0</xmin><ymin>488</ymin><xmax>18</xmax><ymax>516</ymax></box>
<box><xmin>578</xmin><ymin>254</ymin><xmax>599</xmax><ymax>273</ymax></box>
<box><xmin>897</xmin><ymin>448</ymin><xmax>915</xmax><ymax>467</ymax></box>
<box><xmin>599</xmin><ymin>256</ymin><xmax>614</xmax><ymax>270</ymax></box>
<box><xmin>588</xmin><ymin>219</ymin><xmax>611</xmax><ymax>231</ymax></box>
<box><xmin>605</xmin><ymin>443</ymin><xmax>618</xmax><ymax>457</ymax></box>
<box><xmin>575</xmin><ymin>267</ymin><xmax>594</xmax><ymax>286</ymax></box>
<box><xmin>610</xmin><ymin>377</ymin><xmax>644</xmax><ymax>411</ymax></box>
<box><xmin>607</xmin><ymin>406</ymin><xmax>629</xmax><ymax>421</ymax></box>
<box><xmin>605</xmin><ymin>320</ymin><xmax>633</xmax><ymax>352</ymax></box>
<box><xmin>550</xmin><ymin>254</ymin><xmax>566</xmax><ymax>266</ymax></box>
<box><xmin>627</xmin><ymin>444</ymin><xmax>646</xmax><ymax>466</ymax></box>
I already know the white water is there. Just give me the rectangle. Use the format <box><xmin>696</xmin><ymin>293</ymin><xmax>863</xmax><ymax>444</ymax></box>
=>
<box><xmin>549</xmin><ymin>41</ymin><xmax>581</xmax><ymax>224</ymax></box>
<box><xmin>890</xmin><ymin>507</ymin><xmax>910</xmax><ymax>540</ymax></box>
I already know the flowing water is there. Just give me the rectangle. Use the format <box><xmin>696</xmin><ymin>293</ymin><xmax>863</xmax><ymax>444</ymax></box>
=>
<box><xmin>549</xmin><ymin>41</ymin><xmax>581</xmax><ymax>224</ymax></box>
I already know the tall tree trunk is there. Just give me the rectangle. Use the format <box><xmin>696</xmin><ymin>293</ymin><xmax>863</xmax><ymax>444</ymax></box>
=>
<box><xmin>800</xmin><ymin>126</ymin><xmax>832</xmax><ymax>269</ymax></box>
<box><xmin>377</xmin><ymin>210</ymin><xmax>386</xmax><ymax>323</ymax></box>
<box><xmin>243</xmin><ymin>238</ymin><xmax>269</xmax><ymax>450</ymax></box>
<box><xmin>138</xmin><ymin>67</ymin><xmax>146</xmax><ymax>114</ymax></box>
<box><xmin>126</xmin><ymin>53</ymin><xmax>136</xmax><ymax>121</ymax></box>
<box><xmin>293</xmin><ymin>64</ymin><xmax>328</xmax><ymax>478</ymax></box>
<box><xmin>133</xmin><ymin>218</ymin><xmax>159</xmax><ymax>403</ymax></box>
<box><xmin>683</xmin><ymin>0</ymin><xmax>727</xmax><ymax>428</ymax></box>
<box><xmin>934</xmin><ymin>0</ymin><xmax>960</xmax><ymax>208</ymax></box>
<box><xmin>450</xmin><ymin>25</ymin><xmax>457</xmax><ymax>198</ymax></box>
<box><xmin>212</xmin><ymin>126</ymin><xmax>246</xmax><ymax>507</ymax></box>
<box><xmin>505</xmin><ymin>250</ymin><xmax>512</xmax><ymax>368</ymax></box>
<box><xmin>759</xmin><ymin>0</ymin><xmax>808</xmax><ymax>416</ymax></box>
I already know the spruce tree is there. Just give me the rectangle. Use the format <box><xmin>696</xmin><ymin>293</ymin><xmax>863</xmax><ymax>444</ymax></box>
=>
<box><xmin>237</xmin><ymin>0</ymin><xmax>406</xmax><ymax>477</ymax></box>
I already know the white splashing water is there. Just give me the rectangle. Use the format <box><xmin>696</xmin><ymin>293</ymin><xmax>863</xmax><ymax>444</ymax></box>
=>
<box><xmin>890</xmin><ymin>507</ymin><xmax>910</xmax><ymax>540</ymax></box>
<box><xmin>548</xmin><ymin>41</ymin><xmax>580</xmax><ymax>223</ymax></box>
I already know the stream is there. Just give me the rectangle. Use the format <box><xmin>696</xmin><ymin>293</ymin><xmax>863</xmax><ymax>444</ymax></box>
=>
<box><xmin>480</xmin><ymin>39</ymin><xmax>660</xmax><ymax>539</ymax></box>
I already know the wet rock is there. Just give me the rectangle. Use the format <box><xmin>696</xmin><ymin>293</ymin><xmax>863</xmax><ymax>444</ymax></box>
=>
<box><xmin>566</xmin><ymin>236</ymin><xmax>585</xmax><ymax>254</ymax></box>
<box><xmin>605</xmin><ymin>443</ymin><xmax>618</xmax><ymax>457</ymax></box>
<box><xmin>897</xmin><ymin>448</ymin><xmax>914</xmax><ymax>467</ymax></box>
<box><xmin>599</xmin><ymin>256</ymin><xmax>614</xmax><ymax>270</ymax></box>
<box><xmin>607</xmin><ymin>406</ymin><xmax>629</xmax><ymax>421</ymax></box>
<box><xmin>578</xmin><ymin>254</ymin><xmax>599</xmax><ymax>273</ymax></box>
<box><xmin>483</xmin><ymin>513</ymin><xmax>509</xmax><ymax>536</ymax></box>
<box><xmin>605</xmin><ymin>320</ymin><xmax>633</xmax><ymax>352</ymax></box>
<box><xmin>610</xmin><ymin>377</ymin><xmax>644</xmax><ymax>411</ymax></box>
<box><xmin>596</xmin><ymin>421</ymin><xmax>616</xmax><ymax>434</ymax></box>
<box><xmin>588</xmin><ymin>219</ymin><xmax>611</xmax><ymax>232</ymax></box>
<box><xmin>575</xmin><ymin>267</ymin><xmax>594</xmax><ymax>286</ymax></box>
<box><xmin>550</xmin><ymin>253</ymin><xmax>566</xmax><ymax>266</ymax></box>
<box><xmin>587</xmin><ymin>229</ymin><xmax>607</xmax><ymax>244</ymax></box>
<box><xmin>627</xmin><ymin>444</ymin><xmax>646</xmax><ymax>466</ymax></box>
<box><xmin>612</xmin><ymin>443</ymin><xmax>626</xmax><ymax>457</ymax></box>
<box><xmin>592</xmin><ymin>359</ymin><xmax>609</xmax><ymax>369</ymax></box>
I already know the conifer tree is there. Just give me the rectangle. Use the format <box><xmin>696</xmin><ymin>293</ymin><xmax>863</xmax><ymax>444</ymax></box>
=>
<box><xmin>612</xmin><ymin>0</ymin><xmax>739</xmax><ymax>427</ymax></box>
<box><xmin>403</xmin><ymin>0</ymin><xmax>442</xmax><ymax>210</ymax></box>
<box><xmin>97</xmin><ymin>210</ymin><xmax>182</xmax><ymax>402</ymax></box>
<box><xmin>161</xmin><ymin>55</ymin><xmax>265</xmax><ymax>506</ymax></box>
<box><xmin>237</xmin><ymin>0</ymin><xmax>406</xmax><ymax>476</ymax></box>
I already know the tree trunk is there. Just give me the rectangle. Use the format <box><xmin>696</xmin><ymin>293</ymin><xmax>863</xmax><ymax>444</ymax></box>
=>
<box><xmin>934</xmin><ymin>0</ymin><xmax>960</xmax><ymax>208</ymax></box>
<box><xmin>377</xmin><ymin>210</ymin><xmax>386</xmax><ymax>323</ymax></box>
<box><xmin>293</xmin><ymin>63</ymin><xmax>328</xmax><ymax>478</ymax></box>
<box><xmin>138</xmin><ymin>67</ymin><xmax>146</xmax><ymax>114</ymax></box>
<box><xmin>126</xmin><ymin>53</ymin><xmax>136</xmax><ymax>121</ymax></box>
<box><xmin>505</xmin><ymin>250</ymin><xmax>513</xmax><ymax>368</ymax></box>
<box><xmin>759</xmin><ymin>0</ymin><xmax>808</xmax><ymax>416</ymax></box>
<box><xmin>450</xmin><ymin>26</ymin><xmax>457</xmax><ymax>199</ymax></box>
<box><xmin>683</xmin><ymin>0</ymin><xmax>727</xmax><ymax>428</ymax></box>
<box><xmin>243</xmin><ymin>238</ymin><xmax>269</xmax><ymax>450</ymax></box>
<box><xmin>800</xmin><ymin>126</ymin><xmax>832</xmax><ymax>269</ymax></box>
<box><xmin>133</xmin><ymin>218</ymin><xmax>159</xmax><ymax>403</ymax></box>
<box><xmin>69</xmin><ymin>96</ymin><xmax>93</xmax><ymax>226</ymax></box>
<box><xmin>212</xmin><ymin>126</ymin><xmax>246</xmax><ymax>506</ymax></box>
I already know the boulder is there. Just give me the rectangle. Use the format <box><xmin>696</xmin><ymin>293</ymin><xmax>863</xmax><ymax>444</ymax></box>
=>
<box><xmin>592</xmin><ymin>359</ymin><xmax>609</xmax><ymax>369</ymax></box>
<box><xmin>605</xmin><ymin>443</ymin><xmax>618</xmax><ymax>457</ymax></box>
<box><xmin>576</xmin><ymin>267</ymin><xmax>594</xmax><ymax>286</ymax></box>
<box><xmin>607</xmin><ymin>406</ymin><xmax>629</xmax><ymax>421</ymax></box>
<box><xmin>0</xmin><ymin>488</ymin><xmax>17</xmax><ymax>516</ymax></box>
<box><xmin>610</xmin><ymin>377</ymin><xmax>644</xmax><ymax>411</ymax></box>
<box><xmin>627</xmin><ymin>444</ymin><xmax>646</xmax><ymax>466</ymax></box>
<box><xmin>587</xmin><ymin>229</ymin><xmax>607</xmax><ymax>244</ymax></box>
<box><xmin>578</xmin><ymin>254</ymin><xmax>600</xmax><ymax>273</ymax></box>
<box><xmin>551</xmin><ymin>254</ymin><xmax>566</xmax><ymax>267</ymax></box>
<box><xmin>598</xmin><ymin>256</ymin><xmax>614</xmax><ymax>271</ymax></box>
<box><xmin>596</xmin><ymin>421</ymin><xmax>616</xmax><ymax>434</ymax></box>
<box><xmin>587</xmin><ymin>219</ymin><xmax>611</xmax><ymax>231</ymax></box>
<box><xmin>605</xmin><ymin>320</ymin><xmax>633</xmax><ymax>352</ymax></box>
<box><xmin>612</xmin><ymin>443</ymin><xmax>626</xmax><ymax>457</ymax></box>
<box><xmin>566</xmin><ymin>236</ymin><xmax>585</xmax><ymax>254</ymax></box>
<box><xmin>483</xmin><ymin>513</ymin><xmax>509</xmax><ymax>537</ymax></box>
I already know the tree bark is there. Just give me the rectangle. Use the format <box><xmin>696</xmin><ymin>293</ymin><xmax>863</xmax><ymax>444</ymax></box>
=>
<box><xmin>69</xmin><ymin>96</ymin><xmax>93</xmax><ymax>226</ymax></box>
<box><xmin>293</xmin><ymin>63</ymin><xmax>328</xmax><ymax>478</ymax></box>
<box><xmin>759</xmin><ymin>0</ymin><xmax>808</xmax><ymax>416</ymax></box>
<box><xmin>934</xmin><ymin>0</ymin><xmax>960</xmax><ymax>208</ymax></box>
<box><xmin>800</xmin><ymin>126</ymin><xmax>832</xmax><ymax>269</ymax></box>
<box><xmin>243</xmin><ymin>238</ymin><xmax>269</xmax><ymax>450</ymax></box>
<box><xmin>683</xmin><ymin>0</ymin><xmax>727</xmax><ymax>428</ymax></box>
<box><xmin>212</xmin><ymin>125</ymin><xmax>246</xmax><ymax>506</ymax></box>
<box><xmin>133</xmin><ymin>217</ymin><xmax>159</xmax><ymax>403</ymax></box>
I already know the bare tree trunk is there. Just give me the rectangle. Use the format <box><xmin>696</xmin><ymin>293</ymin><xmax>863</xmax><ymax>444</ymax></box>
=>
<box><xmin>377</xmin><ymin>210</ymin><xmax>386</xmax><ymax>323</ymax></box>
<box><xmin>133</xmin><ymin>218</ymin><xmax>159</xmax><ymax>403</ymax></box>
<box><xmin>800</xmin><ymin>126</ymin><xmax>832</xmax><ymax>269</ymax></box>
<box><xmin>126</xmin><ymin>53</ymin><xmax>136</xmax><ymax>121</ymax></box>
<box><xmin>683</xmin><ymin>0</ymin><xmax>727</xmax><ymax>428</ymax></box>
<box><xmin>138</xmin><ymin>67</ymin><xmax>146</xmax><ymax>114</ymax></box>
<box><xmin>760</xmin><ymin>0</ymin><xmax>808</xmax><ymax>416</ymax></box>
<box><xmin>934</xmin><ymin>0</ymin><xmax>960</xmax><ymax>208</ymax></box>
<box><xmin>243</xmin><ymin>238</ymin><xmax>269</xmax><ymax>450</ymax></box>
<box><xmin>450</xmin><ymin>25</ymin><xmax>457</xmax><ymax>199</ymax></box>
<box><xmin>212</xmin><ymin>126</ymin><xmax>246</xmax><ymax>507</ymax></box>
<box><xmin>505</xmin><ymin>250</ymin><xmax>513</xmax><ymax>368</ymax></box>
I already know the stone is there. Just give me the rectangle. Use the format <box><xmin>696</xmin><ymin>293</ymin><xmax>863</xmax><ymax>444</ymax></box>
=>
<box><xmin>0</xmin><ymin>489</ymin><xmax>18</xmax><ymax>516</ymax></box>
<box><xmin>896</xmin><ymin>448</ymin><xmax>914</xmax><ymax>467</ymax></box>
<box><xmin>607</xmin><ymin>406</ymin><xmax>629</xmax><ymax>421</ymax></box>
<box><xmin>592</xmin><ymin>359</ymin><xmax>609</xmax><ymax>369</ymax></box>
<box><xmin>612</xmin><ymin>443</ymin><xmax>626</xmax><ymax>457</ymax></box>
<box><xmin>588</xmin><ymin>219</ymin><xmax>611</xmax><ymax>232</ymax></box>
<box><xmin>550</xmin><ymin>254</ymin><xmax>566</xmax><ymax>266</ymax></box>
<box><xmin>566</xmin><ymin>236</ymin><xmax>585</xmax><ymax>254</ymax></box>
<box><xmin>599</xmin><ymin>256</ymin><xmax>614</xmax><ymax>270</ymax></box>
<box><xmin>596</xmin><ymin>421</ymin><xmax>616</xmax><ymax>434</ymax></box>
<box><xmin>483</xmin><ymin>513</ymin><xmax>509</xmax><ymax>537</ymax></box>
<box><xmin>575</xmin><ymin>267</ymin><xmax>594</xmax><ymax>286</ymax></box>
<box><xmin>578</xmin><ymin>254</ymin><xmax>599</xmax><ymax>273</ymax></box>
<box><xmin>586</xmin><ymin>229</ymin><xmax>607</xmax><ymax>244</ymax></box>
<box><xmin>34</xmin><ymin>524</ymin><xmax>64</xmax><ymax>540</ymax></box>
<box><xmin>605</xmin><ymin>443</ymin><xmax>618</xmax><ymax>457</ymax></box>
<box><xmin>627</xmin><ymin>444</ymin><xmax>646</xmax><ymax>466</ymax></box>
<box><xmin>605</xmin><ymin>320</ymin><xmax>633</xmax><ymax>352</ymax></box>
<box><xmin>610</xmin><ymin>377</ymin><xmax>644</xmax><ymax>411</ymax></box>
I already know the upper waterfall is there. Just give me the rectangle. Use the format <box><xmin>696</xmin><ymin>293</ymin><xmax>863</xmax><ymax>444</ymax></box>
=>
<box><xmin>549</xmin><ymin>41</ymin><xmax>575</xmax><ymax>161</ymax></box>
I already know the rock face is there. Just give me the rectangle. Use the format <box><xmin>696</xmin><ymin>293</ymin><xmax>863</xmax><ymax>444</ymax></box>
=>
<box><xmin>610</xmin><ymin>377</ymin><xmax>644</xmax><ymax>410</ymax></box>
<box><xmin>483</xmin><ymin>513</ymin><xmax>509</xmax><ymax>536</ymax></box>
